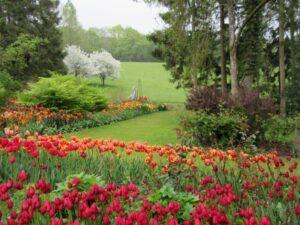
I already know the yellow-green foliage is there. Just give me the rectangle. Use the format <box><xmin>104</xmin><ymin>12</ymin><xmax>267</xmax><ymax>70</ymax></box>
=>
<box><xmin>263</xmin><ymin>115</ymin><xmax>300</xmax><ymax>144</ymax></box>
<box><xmin>0</xmin><ymin>71</ymin><xmax>20</xmax><ymax>105</ymax></box>
<box><xmin>19</xmin><ymin>74</ymin><xmax>107</xmax><ymax>112</ymax></box>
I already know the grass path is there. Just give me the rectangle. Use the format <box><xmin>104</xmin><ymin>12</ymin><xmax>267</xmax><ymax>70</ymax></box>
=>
<box><xmin>70</xmin><ymin>63</ymin><xmax>185</xmax><ymax>145</ymax></box>
<box><xmin>68</xmin><ymin>110</ymin><xmax>181</xmax><ymax>145</ymax></box>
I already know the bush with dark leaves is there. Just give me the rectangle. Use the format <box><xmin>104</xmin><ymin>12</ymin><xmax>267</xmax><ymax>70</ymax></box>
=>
<box><xmin>186</xmin><ymin>86</ymin><xmax>225</xmax><ymax>113</ymax></box>
<box><xmin>226</xmin><ymin>87</ymin><xmax>276</xmax><ymax>119</ymax></box>
<box><xmin>186</xmin><ymin>86</ymin><xmax>275</xmax><ymax>118</ymax></box>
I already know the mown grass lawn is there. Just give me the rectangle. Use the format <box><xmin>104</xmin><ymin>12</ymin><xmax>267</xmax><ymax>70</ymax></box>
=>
<box><xmin>94</xmin><ymin>62</ymin><xmax>186</xmax><ymax>104</ymax></box>
<box><xmin>68</xmin><ymin>110</ymin><xmax>181</xmax><ymax>145</ymax></box>
<box><xmin>68</xmin><ymin>62</ymin><xmax>186</xmax><ymax>145</ymax></box>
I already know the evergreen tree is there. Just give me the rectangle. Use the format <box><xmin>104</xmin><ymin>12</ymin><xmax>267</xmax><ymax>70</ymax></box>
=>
<box><xmin>287</xmin><ymin>0</ymin><xmax>300</xmax><ymax>113</ymax></box>
<box><xmin>148</xmin><ymin>0</ymin><xmax>219</xmax><ymax>88</ymax></box>
<box><xmin>0</xmin><ymin>0</ymin><xmax>65</xmax><ymax>82</ymax></box>
<box><xmin>33</xmin><ymin>0</ymin><xmax>65</xmax><ymax>74</ymax></box>
<box><xmin>1</xmin><ymin>34</ymin><xmax>44</xmax><ymax>81</ymax></box>
<box><xmin>239</xmin><ymin>0</ymin><xmax>264</xmax><ymax>89</ymax></box>
<box><xmin>0</xmin><ymin>0</ymin><xmax>34</xmax><ymax>47</ymax></box>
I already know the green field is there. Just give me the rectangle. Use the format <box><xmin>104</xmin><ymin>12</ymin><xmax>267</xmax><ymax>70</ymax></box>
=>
<box><xmin>69</xmin><ymin>110</ymin><xmax>180</xmax><ymax>145</ymax></box>
<box><xmin>73</xmin><ymin>62</ymin><xmax>185</xmax><ymax>145</ymax></box>
<box><xmin>99</xmin><ymin>62</ymin><xmax>186</xmax><ymax>104</ymax></box>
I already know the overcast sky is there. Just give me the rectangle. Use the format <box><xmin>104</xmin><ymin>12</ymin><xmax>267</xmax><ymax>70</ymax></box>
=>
<box><xmin>60</xmin><ymin>0</ymin><xmax>166</xmax><ymax>34</ymax></box>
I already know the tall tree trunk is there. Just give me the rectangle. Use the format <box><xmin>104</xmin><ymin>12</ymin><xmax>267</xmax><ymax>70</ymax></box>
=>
<box><xmin>289</xmin><ymin>0</ymin><xmax>297</xmax><ymax>78</ymax></box>
<box><xmin>228</xmin><ymin>0</ymin><xmax>239</xmax><ymax>98</ymax></box>
<box><xmin>191</xmin><ymin>0</ymin><xmax>198</xmax><ymax>88</ymax></box>
<box><xmin>288</xmin><ymin>0</ymin><xmax>300</xmax><ymax>111</ymax></box>
<box><xmin>279</xmin><ymin>0</ymin><xmax>286</xmax><ymax>117</ymax></box>
<box><xmin>220</xmin><ymin>0</ymin><xmax>227</xmax><ymax>96</ymax></box>
<box><xmin>101</xmin><ymin>76</ymin><xmax>105</xmax><ymax>86</ymax></box>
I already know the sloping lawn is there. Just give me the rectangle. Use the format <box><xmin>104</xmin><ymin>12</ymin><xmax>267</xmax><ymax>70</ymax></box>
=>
<box><xmin>94</xmin><ymin>62</ymin><xmax>186</xmax><ymax>104</ymax></box>
<box><xmin>68</xmin><ymin>110</ymin><xmax>180</xmax><ymax>145</ymax></box>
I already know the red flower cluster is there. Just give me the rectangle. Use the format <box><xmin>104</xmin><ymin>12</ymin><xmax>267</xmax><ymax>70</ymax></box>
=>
<box><xmin>0</xmin><ymin>177</ymin><xmax>283</xmax><ymax>225</ymax></box>
<box><xmin>0</xmin><ymin>133</ymin><xmax>299</xmax><ymax>224</ymax></box>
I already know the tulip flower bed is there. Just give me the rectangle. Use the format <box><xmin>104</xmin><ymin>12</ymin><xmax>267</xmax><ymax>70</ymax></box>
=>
<box><xmin>0</xmin><ymin>132</ymin><xmax>299</xmax><ymax>224</ymax></box>
<box><xmin>0</xmin><ymin>98</ymin><xmax>162</xmax><ymax>136</ymax></box>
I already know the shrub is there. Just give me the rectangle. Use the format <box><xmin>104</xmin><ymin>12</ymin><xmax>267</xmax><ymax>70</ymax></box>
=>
<box><xmin>157</xmin><ymin>103</ymin><xmax>168</xmax><ymax>111</ymax></box>
<box><xmin>0</xmin><ymin>71</ymin><xmax>20</xmax><ymax>105</ymax></box>
<box><xmin>18</xmin><ymin>74</ymin><xmax>107</xmax><ymax>112</ymax></box>
<box><xmin>186</xmin><ymin>86</ymin><xmax>225</xmax><ymax>113</ymax></box>
<box><xmin>186</xmin><ymin>87</ymin><xmax>276</xmax><ymax>149</ymax></box>
<box><xmin>186</xmin><ymin>86</ymin><xmax>275</xmax><ymax>118</ymax></box>
<box><xmin>263</xmin><ymin>114</ymin><xmax>300</xmax><ymax>154</ymax></box>
<box><xmin>226</xmin><ymin>87</ymin><xmax>276</xmax><ymax>119</ymax></box>
<box><xmin>178</xmin><ymin>111</ymin><xmax>249</xmax><ymax>148</ymax></box>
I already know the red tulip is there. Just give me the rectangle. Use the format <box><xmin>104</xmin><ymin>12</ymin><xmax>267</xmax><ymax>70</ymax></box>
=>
<box><xmin>7</xmin><ymin>200</ymin><xmax>14</xmax><ymax>209</ymax></box>
<box><xmin>18</xmin><ymin>170</ymin><xmax>27</xmax><ymax>181</ymax></box>
<box><xmin>71</xmin><ymin>177</ymin><xmax>80</xmax><ymax>186</ymax></box>
<box><xmin>295</xmin><ymin>205</ymin><xmax>300</xmax><ymax>215</ymax></box>
<box><xmin>260</xmin><ymin>216</ymin><xmax>272</xmax><ymax>225</ymax></box>
<box><xmin>9</xmin><ymin>156</ymin><xmax>16</xmax><ymax>163</ymax></box>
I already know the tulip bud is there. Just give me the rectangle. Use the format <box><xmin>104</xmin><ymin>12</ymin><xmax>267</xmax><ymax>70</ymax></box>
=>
<box><xmin>19</xmin><ymin>170</ymin><xmax>27</xmax><ymax>181</ymax></box>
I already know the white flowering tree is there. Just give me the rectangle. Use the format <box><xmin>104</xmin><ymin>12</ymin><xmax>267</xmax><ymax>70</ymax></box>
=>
<box><xmin>64</xmin><ymin>45</ymin><xmax>90</xmax><ymax>76</ymax></box>
<box><xmin>88</xmin><ymin>51</ymin><xmax>121</xmax><ymax>86</ymax></box>
<box><xmin>64</xmin><ymin>46</ymin><xmax>120</xmax><ymax>86</ymax></box>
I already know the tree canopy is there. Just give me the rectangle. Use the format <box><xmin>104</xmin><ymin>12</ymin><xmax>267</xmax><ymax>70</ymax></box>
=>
<box><xmin>0</xmin><ymin>0</ymin><xmax>65</xmax><ymax>82</ymax></box>
<box><xmin>144</xmin><ymin>0</ymin><xmax>300</xmax><ymax>115</ymax></box>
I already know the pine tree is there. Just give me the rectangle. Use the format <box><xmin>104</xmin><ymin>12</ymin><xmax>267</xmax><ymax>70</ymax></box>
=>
<box><xmin>32</xmin><ymin>0</ymin><xmax>65</xmax><ymax>74</ymax></box>
<box><xmin>0</xmin><ymin>0</ymin><xmax>34</xmax><ymax>47</ymax></box>
<box><xmin>287</xmin><ymin>0</ymin><xmax>300</xmax><ymax>113</ymax></box>
<box><xmin>0</xmin><ymin>0</ymin><xmax>65</xmax><ymax>81</ymax></box>
<box><xmin>147</xmin><ymin>0</ymin><xmax>219</xmax><ymax>88</ymax></box>
<box><xmin>239</xmin><ymin>0</ymin><xmax>264</xmax><ymax>89</ymax></box>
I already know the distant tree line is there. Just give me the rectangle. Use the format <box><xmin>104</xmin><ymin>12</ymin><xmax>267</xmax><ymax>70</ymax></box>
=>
<box><xmin>61</xmin><ymin>0</ymin><xmax>158</xmax><ymax>62</ymax></box>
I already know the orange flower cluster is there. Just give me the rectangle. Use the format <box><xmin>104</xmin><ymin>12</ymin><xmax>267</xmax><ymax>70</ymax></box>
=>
<box><xmin>0</xmin><ymin>98</ymin><xmax>158</xmax><ymax>129</ymax></box>
<box><xmin>0</xmin><ymin>131</ymin><xmax>291</xmax><ymax>175</ymax></box>
<box><xmin>107</xmin><ymin>97</ymin><xmax>157</xmax><ymax>112</ymax></box>
<box><xmin>0</xmin><ymin>105</ymin><xmax>83</xmax><ymax>126</ymax></box>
